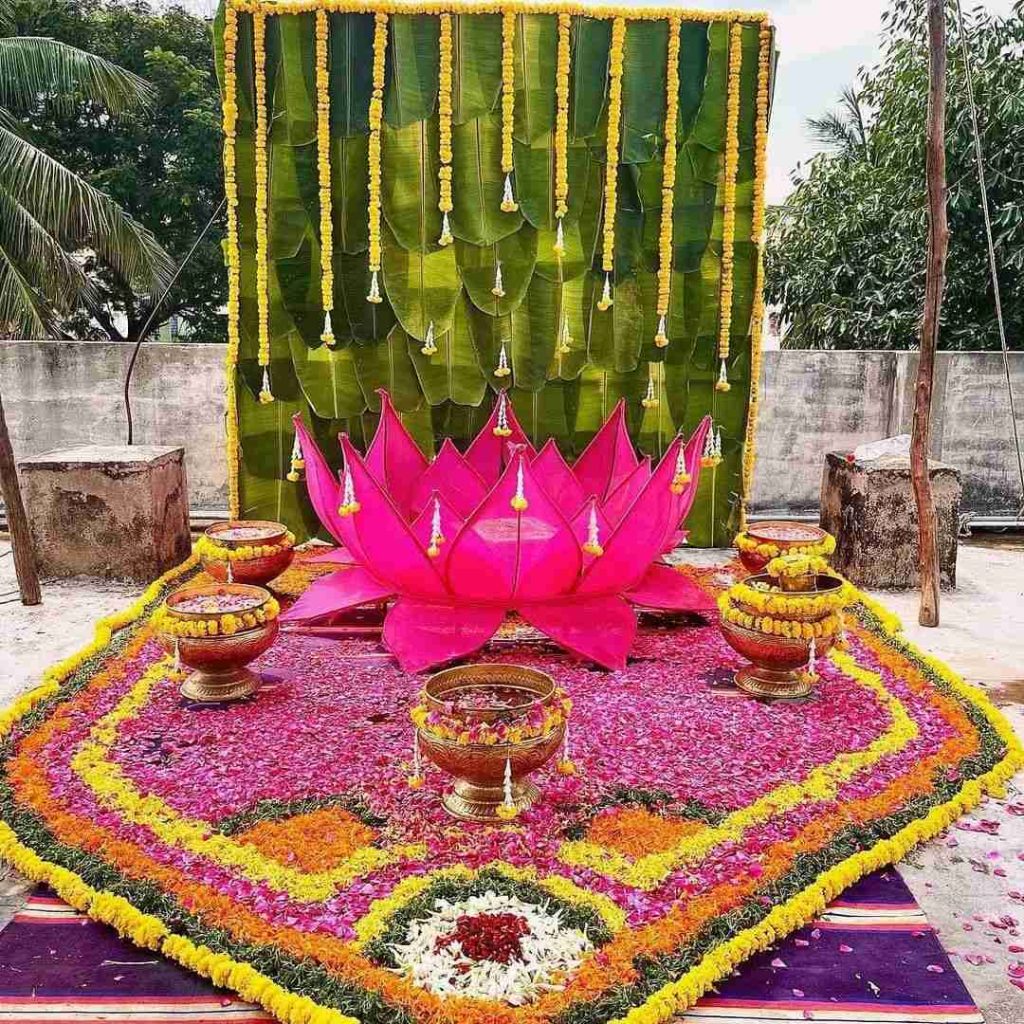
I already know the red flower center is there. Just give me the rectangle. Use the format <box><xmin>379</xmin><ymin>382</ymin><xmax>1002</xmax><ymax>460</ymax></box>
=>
<box><xmin>435</xmin><ymin>911</ymin><xmax>531</xmax><ymax>964</ymax></box>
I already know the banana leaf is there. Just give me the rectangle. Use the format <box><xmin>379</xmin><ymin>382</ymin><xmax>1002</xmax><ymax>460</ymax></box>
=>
<box><xmin>677</xmin><ymin>22</ymin><xmax>710</xmax><ymax>141</ymax></box>
<box><xmin>584</xmin><ymin>272</ymin><xmax>642</xmax><ymax>374</ymax></box>
<box><xmin>568</xmin><ymin>16</ymin><xmax>610</xmax><ymax>141</ymax></box>
<box><xmin>330</xmin><ymin>134</ymin><xmax>370</xmax><ymax>254</ymax></box>
<box><xmin>381</xmin><ymin>116</ymin><xmax>442</xmax><ymax>252</ymax></box>
<box><xmin>621</xmin><ymin>19</ymin><xmax>667</xmax><ymax>165</ymax></box>
<box><xmin>514</xmin><ymin>141</ymin><xmax>591</xmax><ymax>231</ymax></box>
<box><xmin>382</xmin><ymin>225</ymin><xmax>461</xmax><ymax>341</ymax></box>
<box><xmin>275</xmin><ymin>237</ymin><xmax>322</xmax><ymax>346</ymax></box>
<box><xmin>513</xmin><ymin>13</ymin><xmax>556</xmax><ymax>146</ymax></box>
<box><xmin>455</xmin><ymin>226</ymin><xmax>536</xmax><ymax>316</ymax></box>
<box><xmin>451</xmin><ymin>114</ymin><xmax>524</xmax><ymax>245</ymax></box>
<box><xmin>531</xmin><ymin>151</ymin><xmax>601</xmax><ymax>279</ymax></box>
<box><xmin>404</xmin><ymin>301</ymin><xmax>488</xmax><ymax>407</ymax></box>
<box><xmin>452</xmin><ymin>13</ymin><xmax>502</xmax><ymax>124</ymax></box>
<box><xmin>509</xmin><ymin>381</ymin><xmax>575</xmax><ymax>447</ymax></box>
<box><xmin>545</xmin><ymin>275</ymin><xmax>588</xmax><ymax>382</ymax></box>
<box><xmin>352</xmin><ymin>323</ymin><xmax>425</xmax><ymax>413</ymax></box>
<box><xmin>690</xmin><ymin>21</ymin><xmax>729</xmax><ymax>153</ymax></box>
<box><xmin>328</xmin><ymin>12</ymin><xmax>373</xmax><ymax>137</ymax></box>
<box><xmin>288</xmin><ymin>329</ymin><xmax>366</xmax><ymax>420</ymax></box>
<box><xmin>571</xmin><ymin>364</ymin><xmax>650</xmax><ymax>449</ymax></box>
<box><xmin>269</xmin><ymin>13</ymin><xmax>316</xmax><ymax>146</ymax></box>
<box><xmin>269</xmin><ymin>142</ymin><xmax>317</xmax><ymax>260</ymax></box>
<box><xmin>384</xmin><ymin>14</ymin><xmax>439</xmax><ymax>128</ymax></box>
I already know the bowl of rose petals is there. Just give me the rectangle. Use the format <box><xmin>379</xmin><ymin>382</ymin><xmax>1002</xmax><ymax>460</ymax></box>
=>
<box><xmin>411</xmin><ymin>665</ymin><xmax>572</xmax><ymax>822</ymax></box>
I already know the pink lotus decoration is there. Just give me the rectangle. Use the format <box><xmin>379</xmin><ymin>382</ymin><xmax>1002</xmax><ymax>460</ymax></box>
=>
<box><xmin>284</xmin><ymin>391</ymin><xmax>715</xmax><ymax>671</ymax></box>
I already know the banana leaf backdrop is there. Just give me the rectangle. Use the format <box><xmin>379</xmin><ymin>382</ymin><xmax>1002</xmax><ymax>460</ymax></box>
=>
<box><xmin>213</xmin><ymin>2</ymin><xmax>775</xmax><ymax>546</ymax></box>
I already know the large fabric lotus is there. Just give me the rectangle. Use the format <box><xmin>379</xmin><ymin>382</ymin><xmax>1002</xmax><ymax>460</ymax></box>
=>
<box><xmin>284</xmin><ymin>391</ymin><xmax>715</xmax><ymax>671</ymax></box>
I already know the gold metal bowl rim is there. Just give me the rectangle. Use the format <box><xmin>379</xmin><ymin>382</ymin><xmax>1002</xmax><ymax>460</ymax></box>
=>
<box><xmin>720</xmin><ymin>617</ymin><xmax>821</xmax><ymax>650</ymax></box>
<box><xmin>164</xmin><ymin>582</ymin><xmax>273</xmax><ymax>621</ymax></box>
<box><xmin>745</xmin><ymin>520</ymin><xmax>828</xmax><ymax>545</ymax></box>
<box><xmin>416</xmin><ymin>721</ymin><xmax>565</xmax><ymax>754</ymax></box>
<box><xmin>423</xmin><ymin>663</ymin><xmax>557</xmax><ymax>715</ymax></box>
<box><xmin>745</xmin><ymin>573</ymin><xmax>846</xmax><ymax>596</ymax></box>
<box><xmin>205</xmin><ymin>519</ymin><xmax>290</xmax><ymax>550</ymax></box>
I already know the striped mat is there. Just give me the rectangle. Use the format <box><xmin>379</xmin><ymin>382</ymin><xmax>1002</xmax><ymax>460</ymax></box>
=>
<box><xmin>0</xmin><ymin>871</ymin><xmax>981</xmax><ymax>1024</ymax></box>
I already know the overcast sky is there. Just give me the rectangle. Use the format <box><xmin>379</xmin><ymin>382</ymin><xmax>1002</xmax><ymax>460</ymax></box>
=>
<box><xmin>179</xmin><ymin>0</ymin><xmax>1018</xmax><ymax>204</ymax></box>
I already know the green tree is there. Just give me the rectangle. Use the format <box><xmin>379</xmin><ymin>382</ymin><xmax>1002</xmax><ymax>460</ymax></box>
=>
<box><xmin>765</xmin><ymin>0</ymin><xmax>1024</xmax><ymax>350</ymax></box>
<box><xmin>0</xmin><ymin>0</ymin><xmax>171</xmax><ymax>336</ymax></box>
<box><xmin>12</xmin><ymin>0</ymin><xmax>225</xmax><ymax>342</ymax></box>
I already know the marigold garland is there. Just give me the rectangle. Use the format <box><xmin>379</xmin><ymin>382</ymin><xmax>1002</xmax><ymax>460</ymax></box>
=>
<box><xmin>765</xmin><ymin>553</ymin><xmax>830</xmax><ymax>580</ymax></box>
<box><xmin>195</xmin><ymin>532</ymin><xmax>296</xmax><ymax>564</ymax></box>
<box><xmin>718</xmin><ymin>593</ymin><xmax>842</xmax><ymax>641</ymax></box>
<box><xmin>739</xmin><ymin>20</ymin><xmax>772</xmax><ymax>530</ymax></box>
<box><xmin>654</xmin><ymin>15</ymin><xmax>681</xmax><ymax>348</ymax></box>
<box><xmin>727</xmin><ymin>579</ymin><xmax>851</xmax><ymax>620</ymax></box>
<box><xmin>553</xmin><ymin>12</ymin><xmax>571</xmax><ymax>235</ymax></box>
<box><xmin>437</xmin><ymin>13</ymin><xmax>454</xmax><ymax>246</ymax></box>
<box><xmin>500</xmin><ymin>10</ymin><xmax>518</xmax><ymax>212</ymax></box>
<box><xmin>152</xmin><ymin>595</ymin><xmax>281</xmax><ymax>638</ymax></box>
<box><xmin>734</xmin><ymin>530</ymin><xmax>836</xmax><ymax>561</ymax></box>
<box><xmin>315</xmin><ymin>9</ymin><xmax>336</xmax><ymax>346</ymax></box>
<box><xmin>714</xmin><ymin>21</ymin><xmax>743</xmax><ymax>394</ymax></box>
<box><xmin>253</xmin><ymin>10</ymin><xmax>272</xmax><ymax>403</ymax></box>
<box><xmin>597</xmin><ymin>15</ymin><xmax>626</xmax><ymax>311</ymax></box>
<box><xmin>366</xmin><ymin>12</ymin><xmax>388</xmax><ymax>303</ymax></box>
<box><xmin>221</xmin><ymin>5</ymin><xmax>242</xmax><ymax>515</ymax></box>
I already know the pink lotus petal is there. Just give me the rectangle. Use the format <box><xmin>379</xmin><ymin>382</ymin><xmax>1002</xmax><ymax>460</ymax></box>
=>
<box><xmin>601</xmin><ymin>456</ymin><xmax>652</xmax><ymax>526</ymax></box>
<box><xmin>364</xmin><ymin>389</ymin><xmax>428</xmax><ymax>516</ymax></box>
<box><xmin>408</xmin><ymin>439</ymin><xmax>488</xmax><ymax>520</ymax></box>
<box><xmin>519</xmin><ymin>596</ymin><xmax>637</xmax><ymax>671</ymax></box>
<box><xmin>382</xmin><ymin>599</ymin><xmax>504</xmax><ymax>673</ymax></box>
<box><xmin>626</xmin><ymin>563</ymin><xmax>718</xmax><ymax>613</ymax></box>
<box><xmin>572</xmin><ymin>398</ymin><xmax>639</xmax><ymax>501</ymax></box>
<box><xmin>464</xmin><ymin>391</ymin><xmax>534</xmax><ymax>484</ymax></box>
<box><xmin>531</xmin><ymin>438</ymin><xmax>587</xmax><ymax>516</ymax></box>
<box><xmin>281</xmin><ymin>567</ymin><xmax>393</xmax><ymax>623</ymax></box>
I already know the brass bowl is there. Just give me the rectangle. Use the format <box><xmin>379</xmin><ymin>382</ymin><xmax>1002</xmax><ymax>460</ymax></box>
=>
<box><xmin>417</xmin><ymin>664</ymin><xmax>565</xmax><ymax>822</ymax></box>
<box><xmin>202</xmin><ymin>520</ymin><xmax>294</xmax><ymax>585</ymax></box>
<box><xmin>738</xmin><ymin>521</ymin><xmax>831</xmax><ymax>573</ymax></box>
<box><xmin>734</xmin><ymin>574</ymin><xmax>846</xmax><ymax>622</ymax></box>
<box><xmin>159</xmin><ymin>583</ymin><xmax>278</xmax><ymax>703</ymax></box>
<box><xmin>720</xmin><ymin>617</ymin><xmax>836</xmax><ymax>701</ymax></box>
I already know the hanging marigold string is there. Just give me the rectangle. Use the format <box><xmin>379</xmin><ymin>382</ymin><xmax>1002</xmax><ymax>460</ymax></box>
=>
<box><xmin>437</xmin><ymin>13</ymin><xmax>454</xmax><ymax>246</ymax></box>
<box><xmin>253</xmin><ymin>10</ymin><xmax>272</xmax><ymax>403</ymax></box>
<box><xmin>655</xmin><ymin>15</ymin><xmax>681</xmax><ymax>348</ymax></box>
<box><xmin>553</xmin><ymin>12</ymin><xmax>571</xmax><ymax>255</ymax></box>
<box><xmin>500</xmin><ymin>10</ymin><xmax>518</xmax><ymax>213</ymax></box>
<box><xmin>221</xmin><ymin>4</ymin><xmax>241</xmax><ymax>515</ymax></box>
<box><xmin>598</xmin><ymin>15</ymin><xmax>626</xmax><ymax>311</ymax></box>
<box><xmin>715</xmin><ymin>21</ymin><xmax>744</xmax><ymax>393</ymax></box>
<box><xmin>367</xmin><ymin>12</ymin><xmax>388</xmax><ymax>303</ymax></box>
<box><xmin>740</xmin><ymin>20</ymin><xmax>772</xmax><ymax>529</ymax></box>
<box><xmin>315</xmin><ymin>9</ymin><xmax>335</xmax><ymax>346</ymax></box>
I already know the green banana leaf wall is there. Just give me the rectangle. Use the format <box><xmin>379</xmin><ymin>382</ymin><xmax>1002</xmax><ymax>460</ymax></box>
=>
<box><xmin>214</xmin><ymin>3</ymin><xmax>775</xmax><ymax>546</ymax></box>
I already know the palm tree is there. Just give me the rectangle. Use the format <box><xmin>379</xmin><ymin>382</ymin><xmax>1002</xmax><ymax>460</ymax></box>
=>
<box><xmin>806</xmin><ymin>86</ymin><xmax>873</xmax><ymax>163</ymax></box>
<box><xmin>0</xmin><ymin>0</ymin><xmax>172</xmax><ymax>336</ymax></box>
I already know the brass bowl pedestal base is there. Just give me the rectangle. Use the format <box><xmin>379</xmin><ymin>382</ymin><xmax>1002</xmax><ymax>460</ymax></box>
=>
<box><xmin>734</xmin><ymin>665</ymin><xmax>812</xmax><ymax>701</ymax></box>
<box><xmin>180</xmin><ymin>667</ymin><xmax>258</xmax><ymax>703</ymax></box>
<box><xmin>442</xmin><ymin>779</ymin><xmax>541</xmax><ymax>822</ymax></box>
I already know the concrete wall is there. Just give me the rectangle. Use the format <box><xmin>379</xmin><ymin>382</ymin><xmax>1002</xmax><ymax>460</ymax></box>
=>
<box><xmin>3</xmin><ymin>340</ymin><xmax>1023</xmax><ymax>515</ymax></box>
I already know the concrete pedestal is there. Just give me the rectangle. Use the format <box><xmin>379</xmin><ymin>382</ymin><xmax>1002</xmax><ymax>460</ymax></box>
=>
<box><xmin>820</xmin><ymin>452</ymin><xmax>961</xmax><ymax>590</ymax></box>
<box><xmin>18</xmin><ymin>445</ymin><xmax>190</xmax><ymax>581</ymax></box>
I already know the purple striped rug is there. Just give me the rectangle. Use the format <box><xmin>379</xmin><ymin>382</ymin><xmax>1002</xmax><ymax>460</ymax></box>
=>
<box><xmin>0</xmin><ymin>871</ymin><xmax>980</xmax><ymax>1024</ymax></box>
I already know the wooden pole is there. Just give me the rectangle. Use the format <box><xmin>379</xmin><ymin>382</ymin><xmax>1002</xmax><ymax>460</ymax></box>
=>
<box><xmin>911</xmin><ymin>0</ymin><xmax>948</xmax><ymax>628</ymax></box>
<box><xmin>0</xmin><ymin>388</ymin><xmax>41</xmax><ymax>606</ymax></box>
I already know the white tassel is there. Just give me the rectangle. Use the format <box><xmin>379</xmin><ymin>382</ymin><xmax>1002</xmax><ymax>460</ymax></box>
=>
<box><xmin>655</xmin><ymin>313</ymin><xmax>669</xmax><ymax>348</ymax></box>
<box><xmin>321</xmin><ymin>309</ymin><xmax>336</xmax><ymax>346</ymax></box>
<box><xmin>501</xmin><ymin>172</ymin><xmax>519</xmax><ymax>213</ymax></box>
<box><xmin>338</xmin><ymin>466</ymin><xmax>360</xmax><ymax>516</ymax></box>
<box><xmin>420</xmin><ymin>320</ymin><xmax>438</xmax><ymax>356</ymax></box>
<box><xmin>427</xmin><ymin>496</ymin><xmax>444</xmax><ymax>557</ymax></box>
<box><xmin>492</xmin><ymin>262</ymin><xmax>506</xmax><ymax>298</ymax></box>
<box><xmin>715</xmin><ymin>357</ymin><xmax>731</xmax><ymax>392</ymax></box>
<box><xmin>226</xmin><ymin>560</ymin><xmax>233</xmax><ymax>583</ymax></box>
<box><xmin>497</xmin><ymin>751</ymin><xmax>518</xmax><ymax>819</ymax></box>
<box><xmin>367</xmin><ymin>269</ymin><xmax>382</xmax><ymax>304</ymax></box>
<box><xmin>510</xmin><ymin>460</ymin><xmax>528</xmax><ymax>512</ymax></box>
<box><xmin>597</xmin><ymin>272</ymin><xmax>613</xmax><ymax>311</ymax></box>
<box><xmin>553</xmin><ymin>218</ymin><xmax>565</xmax><ymax>257</ymax></box>
<box><xmin>642</xmin><ymin>373</ymin><xmax>659</xmax><ymax>409</ymax></box>
<box><xmin>493</xmin><ymin>389</ymin><xmax>512</xmax><ymax>437</ymax></box>
<box><xmin>494</xmin><ymin>341</ymin><xmax>511</xmax><ymax>378</ymax></box>
<box><xmin>583</xmin><ymin>501</ymin><xmax>603</xmax><ymax>556</ymax></box>
<box><xmin>173</xmin><ymin>636</ymin><xmax>180</xmax><ymax>671</ymax></box>
<box><xmin>558</xmin><ymin>313</ymin><xmax>572</xmax><ymax>354</ymax></box>
<box><xmin>258</xmin><ymin>366</ymin><xmax>273</xmax><ymax>404</ymax></box>
<box><xmin>439</xmin><ymin>210</ymin><xmax>453</xmax><ymax>246</ymax></box>
<box><xmin>808</xmin><ymin>637</ymin><xmax>818</xmax><ymax>678</ymax></box>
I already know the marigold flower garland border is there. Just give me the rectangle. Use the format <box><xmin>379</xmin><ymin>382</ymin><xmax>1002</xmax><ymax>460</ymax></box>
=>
<box><xmin>0</xmin><ymin>547</ymin><xmax>1020</xmax><ymax>1024</ymax></box>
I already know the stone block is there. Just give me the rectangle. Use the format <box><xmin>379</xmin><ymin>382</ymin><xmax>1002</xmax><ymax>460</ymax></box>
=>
<box><xmin>18</xmin><ymin>445</ymin><xmax>191</xmax><ymax>581</ymax></box>
<box><xmin>820</xmin><ymin>452</ymin><xmax>961</xmax><ymax>590</ymax></box>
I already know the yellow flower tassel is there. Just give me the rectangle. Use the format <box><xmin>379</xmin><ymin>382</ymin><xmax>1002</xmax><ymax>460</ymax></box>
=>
<box><xmin>717</xmin><ymin>23</ymin><xmax>744</xmax><ymax>368</ymax></box>
<box><xmin>671</xmin><ymin>438</ymin><xmax>692</xmax><ymax>493</ymax></box>
<box><xmin>408</xmin><ymin>730</ymin><xmax>424</xmax><ymax>789</ymax></box>
<box><xmin>221</xmin><ymin>4</ymin><xmax>241</xmax><ymax>517</ymax></box>
<box><xmin>492</xmin><ymin>262</ymin><xmax>506</xmax><ymax>298</ymax></box>
<box><xmin>500</xmin><ymin>10</ymin><xmax>518</xmax><ymax>213</ymax></box>
<box><xmin>582</xmin><ymin>501</ymin><xmax>603</xmax><ymax>557</ymax></box>
<box><xmin>557</xmin><ymin>718</ymin><xmax>578</xmax><ymax>775</ymax></box>
<box><xmin>641</xmin><ymin>366</ymin><xmax>659</xmax><ymax>409</ymax></box>
<box><xmin>716</xmin><ymin>357</ymin><xmax>731</xmax><ymax>392</ymax></box>
<box><xmin>655</xmin><ymin>16</ymin><xmax>681</xmax><ymax>349</ymax></box>
<box><xmin>338</xmin><ymin>466</ymin><xmax>360</xmax><ymax>516</ymax></box>
<box><xmin>558</xmin><ymin>311</ymin><xmax>572</xmax><ymax>354</ymax></box>
<box><xmin>437</xmin><ymin>13</ymin><xmax>454</xmax><ymax>246</ymax></box>
<box><xmin>420</xmin><ymin>320</ymin><xmax>437</xmax><ymax>357</ymax></box>
<box><xmin>553</xmin><ymin>12</ymin><xmax>571</xmax><ymax>239</ymax></box>
<box><xmin>701</xmin><ymin>425</ymin><xmax>724</xmax><ymax>469</ymax></box>
<box><xmin>253</xmin><ymin>10</ymin><xmax>272</xmax><ymax>401</ymax></box>
<box><xmin>740</xmin><ymin>21</ymin><xmax>773</xmax><ymax>531</ymax></box>
<box><xmin>510</xmin><ymin>460</ymin><xmax>528</xmax><ymax>512</ymax></box>
<box><xmin>494</xmin><ymin>340</ymin><xmax>511</xmax><ymax>379</ymax></box>
<box><xmin>286</xmin><ymin>432</ymin><xmax>304</xmax><ymax>483</ymax></box>
<box><xmin>426</xmin><ymin>496</ymin><xmax>445</xmax><ymax>558</ymax></box>
<box><xmin>315</xmin><ymin>9</ymin><xmax>335</xmax><ymax>348</ymax></box>
<box><xmin>496</xmin><ymin>751</ymin><xmax>519</xmax><ymax>820</ymax></box>
<box><xmin>367</xmin><ymin>13</ymin><xmax>388</xmax><ymax>303</ymax></box>
<box><xmin>493</xmin><ymin>390</ymin><xmax>512</xmax><ymax>437</ymax></box>
<box><xmin>598</xmin><ymin>16</ymin><xmax>626</xmax><ymax>311</ymax></box>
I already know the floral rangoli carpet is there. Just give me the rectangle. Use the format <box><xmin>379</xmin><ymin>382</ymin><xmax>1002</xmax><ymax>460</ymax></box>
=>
<box><xmin>0</xmin><ymin>553</ymin><xmax>1018</xmax><ymax>1024</ymax></box>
